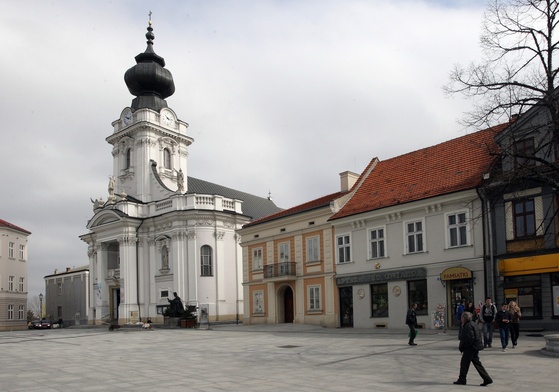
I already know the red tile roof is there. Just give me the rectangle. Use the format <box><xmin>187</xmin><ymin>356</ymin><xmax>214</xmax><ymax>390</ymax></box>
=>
<box><xmin>243</xmin><ymin>191</ymin><xmax>347</xmax><ymax>228</ymax></box>
<box><xmin>0</xmin><ymin>219</ymin><xmax>31</xmax><ymax>235</ymax></box>
<box><xmin>329</xmin><ymin>124</ymin><xmax>506</xmax><ymax>221</ymax></box>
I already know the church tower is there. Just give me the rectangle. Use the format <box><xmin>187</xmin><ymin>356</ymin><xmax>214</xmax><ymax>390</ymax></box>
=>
<box><xmin>81</xmin><ymin>18</ymin><xmax>281</xmax><ymax>327</ymax></box>
<box><xmin>106</xmin><ymin>18</ymin><xmax>192</xmax><ymax>203</ymax></box>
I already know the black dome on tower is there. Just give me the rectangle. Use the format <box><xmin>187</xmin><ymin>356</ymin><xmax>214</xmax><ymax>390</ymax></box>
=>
<box><xmin>124</xmin><ymin>19</ymin><xmax>175</xmax><ymax>112</ymax></box>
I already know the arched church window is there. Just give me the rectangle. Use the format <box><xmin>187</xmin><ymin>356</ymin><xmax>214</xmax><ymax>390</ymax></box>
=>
<box><xmin>201</xmin><ymin>245</ymin><xmax>212</xmax><ymax>276</ymax></box>
<box><xmin>164</xmin><ymin>148</ymin><xmax>171</xmax><ymax>169</ymax></box>
<box><xmin>125</xmin><ymin>148</ymin><xmax>131</xmax><ymax>169</ymax></box>
<box><xmin>161</xmin><ymin>245</ymin><xmax>169</xmax><ymax>270</ymax></box>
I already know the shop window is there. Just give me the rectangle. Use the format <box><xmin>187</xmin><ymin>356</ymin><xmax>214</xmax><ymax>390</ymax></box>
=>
<box><xmin>504</xmin><ymin>275</ymin><xmax>542</xmax><ymax>319</ymax></box>
<box><xmin>408</xmin><ymin>279</ymin><xmax>428</xmax><ymax>316</ymax></box>
<box><xmin>552</xmin><ymin>273</ymin><xmax>559</xmax><ymax>317</ymax></box>
<box><xmin>371</xmin><ymin>283</ymin><xmax>388</xmax><ymax>317</ymax></box>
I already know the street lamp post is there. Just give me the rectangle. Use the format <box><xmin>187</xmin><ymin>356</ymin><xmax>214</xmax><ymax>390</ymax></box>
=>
<box><xmin>39</xmin><ymin>293</ymin><xmax>43</xmax><ymax>319</ymax></box>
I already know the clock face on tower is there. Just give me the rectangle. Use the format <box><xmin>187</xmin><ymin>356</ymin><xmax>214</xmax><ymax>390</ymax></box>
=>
<box><xmin>161</xmin><ymin>111</ymin><xmax>174</xmax><ymax>126</ymax></box>
<box><xmin>122</xmin><ymin>109</ymin><xmax>133</xmax><ymax>125</ymax></box>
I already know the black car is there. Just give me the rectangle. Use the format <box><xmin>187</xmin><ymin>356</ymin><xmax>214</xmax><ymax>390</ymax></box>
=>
<box><xmin>29</xmin><ymin>320</ymin><xmax>52</xmax><ymax>329</ymax></box>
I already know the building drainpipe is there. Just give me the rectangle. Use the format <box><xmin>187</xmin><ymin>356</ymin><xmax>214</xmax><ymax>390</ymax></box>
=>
<box><xmin>477</xmin><ymin>188</ymin><xmax>496</xmax><ymax>302</ymax></box>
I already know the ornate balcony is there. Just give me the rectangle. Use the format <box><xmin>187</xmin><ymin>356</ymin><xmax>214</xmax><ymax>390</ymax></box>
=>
<box><xmin>263</xmin><ymin>262</ymin><xmax>296</xmax><ymax>280</ymax></box>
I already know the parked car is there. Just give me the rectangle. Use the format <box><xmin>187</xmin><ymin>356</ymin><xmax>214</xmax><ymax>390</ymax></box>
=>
<box><xmin>30</xmin><ymin>319</ymin><xmax>52</xmax><ymax>329</ymax></box>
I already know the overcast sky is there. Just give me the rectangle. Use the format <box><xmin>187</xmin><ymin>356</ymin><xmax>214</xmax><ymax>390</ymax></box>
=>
<box><xmin>2</xmin><ymin>0</ymin><xmax>488</xmax><ymax>301</ymax></box>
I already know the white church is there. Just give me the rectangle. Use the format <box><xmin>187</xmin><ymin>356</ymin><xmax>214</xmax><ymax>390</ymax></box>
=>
<box><xmin>80</xmin><ymin>20</ymin><xmax>281</xmax><ymax>325</ymax></box>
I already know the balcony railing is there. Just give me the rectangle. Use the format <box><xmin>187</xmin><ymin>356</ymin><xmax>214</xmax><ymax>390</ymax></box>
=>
<box><xmin>264</xmin><ymin>262</ymin><xmax>296</xmax><ymax>279</ymax></box>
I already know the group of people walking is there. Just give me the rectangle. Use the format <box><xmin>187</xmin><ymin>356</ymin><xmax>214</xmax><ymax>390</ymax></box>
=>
<box><xmin>406</xmin><ymin>296</ymin><xmax>522</xmax><ymax>387</ymax></box>
<box><xmin>478</xmin><ymin>297</ymin><xmax>522</xmax><ymax>351</ymax></box>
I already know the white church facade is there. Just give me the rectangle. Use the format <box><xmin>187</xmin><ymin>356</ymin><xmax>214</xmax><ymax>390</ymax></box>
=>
<box><xmin>80</xmin><ymin>20</ymin><xmax>280</xmax><ymax>325</ymax></box>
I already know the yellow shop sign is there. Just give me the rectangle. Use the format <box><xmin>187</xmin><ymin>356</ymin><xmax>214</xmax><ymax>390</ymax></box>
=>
<box><xmin>440</xmin><ymin>266</ymin><xmax>473</xmax><ymax>281</ymax></box>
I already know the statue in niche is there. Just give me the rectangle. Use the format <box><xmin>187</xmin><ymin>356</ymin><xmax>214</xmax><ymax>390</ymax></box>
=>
<box><xmin>168</xmin><ymin>292</ymin><xmax>184</xmax><ymax>317</ymax></box>
<box><xmin>161</xmin><ymin>246</ymin><xmax>169</xmax><ymax>270</ymax></box>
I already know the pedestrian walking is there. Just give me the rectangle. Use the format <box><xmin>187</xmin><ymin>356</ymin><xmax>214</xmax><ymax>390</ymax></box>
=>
<box><xmin>508</xmin><ymin>301</ymin><xmax>522</xmax><ymax>348</ymax></box>
<box><xmin>457</xmin><ymin>300</ymin><xmax>465</xmax><ymax>340</ymax></box>
<box><xmin>496</xmin><ymin>303</ymin><xmax>511</xmax><ymax>351</ymax></box>
<box><xmin>480</xmin><ymin>297</ymin><xmax>497</xmax><ymax>348</ymax></box>
<box><xmin>454</xmin><ymin>311</ymin><xmax>493</xmax><ymax>387</ymax></box>
<box><xmin>466</xmin><ymin>302</ymin><xmax>477</xmax><ymax>322</ymax></box>
<box><xmin>405</xmin><ymin>303</ymin><xmax>418</xmax><ymax>346</ymax></box>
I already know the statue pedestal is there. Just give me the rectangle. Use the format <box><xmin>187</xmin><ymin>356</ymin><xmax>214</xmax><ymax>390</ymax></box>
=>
<box><xmin>541</xmin><ymin>334</ymin><xmax>559</xmax><ymax>357</ymax></box>
<box><xmin>164</xmin><ymin>317</ymin><xmax>180</xmax><ymax>328</ymax></box>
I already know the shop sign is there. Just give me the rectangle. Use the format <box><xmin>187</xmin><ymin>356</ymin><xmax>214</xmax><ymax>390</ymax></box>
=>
<box><xmin>440</xmin><ymin>266</ymin><xmax>472</xmax><ymax>281</ymax></box>
<box><xmin>336</xmin><ymin>268</ymin><xmax>426</xmax><ymax>286</ymax></box>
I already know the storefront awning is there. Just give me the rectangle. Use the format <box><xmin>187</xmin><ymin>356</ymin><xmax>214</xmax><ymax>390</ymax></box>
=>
<box><xmin>500</xmin><ymin>254</ymin><xmax>559</xmax><ymax>276</ymax></box>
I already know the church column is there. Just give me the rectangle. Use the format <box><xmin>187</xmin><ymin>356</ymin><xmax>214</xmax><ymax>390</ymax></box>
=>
<box><xmin>235</xmin><ymin>233</ymin><xmax>243</xmax><ymax>320</ymax></box>
<box><xmin>95</xmin><ymin>243</ymin><xmax>110</xmax><ymax>324</ymax></box>
<box><xmin>172</xmin><ymin>231</ymin><xmax>188</xmax><ymax>301</ymax></box>
<box><xmin>215</xmin><ymin>230</ymin><xmax>226</xmax><ymax>318</ymax></box>
<box><xmin>118</xmin><ymin>236</ymin><xmax>139</xmax><ymax>323</ymax></box>
<box><xmin>87</xmin><ymin>243</ymin><xmax>98</xmax><ymax>324</ymax></box>
<box><xmin>186</xmin><ymin>230</ymin><xmax>198</xmax><ymax>302</ymax></box>
<box><xmin>136</xmin><ymin>235</ymin><xmax>149</xmax><ymax>322</ymax></box>
<box><xmin>148</xmin><ymin>238</ymin><xmax>157</xmax><ymax>310</ymax></box>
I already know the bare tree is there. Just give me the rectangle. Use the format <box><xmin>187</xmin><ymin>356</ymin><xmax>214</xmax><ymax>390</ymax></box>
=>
<box><xmin>27</xmin><ymin>295</ymin><xmax>41</xmax><ymax>319</ymax></box>
<box><xmin>446</xmin><ymin>1</ymin><xmax>559</xmax><ymax>191</ymax></box>
<box><xmin>446</xmin><ymin>0</ymin><xmax>559</xmax><ymax>128</ymax></box>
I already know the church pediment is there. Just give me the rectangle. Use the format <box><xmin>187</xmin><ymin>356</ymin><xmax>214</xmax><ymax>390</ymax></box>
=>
<box><xmin>87</xmin><ymin>210</ymin><xmax>125</xmax><ymax>229</ymax></box>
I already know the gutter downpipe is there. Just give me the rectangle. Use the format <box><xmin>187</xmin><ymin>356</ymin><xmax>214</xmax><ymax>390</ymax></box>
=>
<box><xmin>486</xmin><ymin>198</ymin><xmax>496</xmax><ymax>301</ymax></box>
<box><xmin>478</xmin><ymin>187</ymin><xmax>496</xmax><ymax>301</ymax></box>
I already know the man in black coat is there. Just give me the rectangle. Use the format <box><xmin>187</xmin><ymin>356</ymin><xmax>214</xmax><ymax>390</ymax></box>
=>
<box><xmin>454</xmin><ymin>311</ymin><xmax>493</xmax><ymax>386</ymax></box>
<box><xmin>405</xmin><ymin>303</ymin><xmax>418</xmax><ymax>346</ymax></box>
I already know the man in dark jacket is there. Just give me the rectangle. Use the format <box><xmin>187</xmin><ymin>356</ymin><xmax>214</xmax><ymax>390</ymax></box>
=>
<box><xmin>406</xmin><ymin>303</ymin><xmax>418</xmax><ymax>346</ymax></box>
<box><xmin>454</xmin><ymin>311</ymin><xmax>493</xmax><ymax>386</ymax></box>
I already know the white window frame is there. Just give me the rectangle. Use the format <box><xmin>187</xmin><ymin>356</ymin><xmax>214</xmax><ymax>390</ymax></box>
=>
<box><xmin>8</xmin><ymin>276</ymin><xmax>14</xmax><ymax>291</ymax></box>
<box><xmin>336</xmin><ymin>234</ymin><xmax>351</xmax><ymax>263</ymax></box>
<box><xmin>306</xmin><ymin>236</ymin><xmax>320</xmax><ymax>263</ymax></box>
<box><xmin>18</xmin><ymin>305</ymin><xmax>24</xmax><ymax>320</ymax></box>
<box><xmin>368</xmin><ymin>226</ymin><xmax>386</xmax><ymax>259</ymax></box>
<box><xmin>308</xmin><ymin>285</ymin><xmax>321</xmax><ymax>312</ymax></box>
<box><xmin>253</xmin><ymin>290</ymin><xmax>264</xmax><ymax>314</ymax></box>
<box><xmin>278</xmin><ymin>242</ymin><xmax>290</xmax><ymax>263</ymax></box>
<box><xmin>405</xmin><ymin>219</ymin><xmax>425</xmax><ymax>254</ymax></box>
<box><xmin>58</xmin><ymin>282</ymin><xmax>62</xmax><ymax>295</ymax></box>
<box><xmin>252</xmin><ymin>247</ymin><xmax>263</xmax><ymax>271</ymax></box>
<box><xmin>8</xmin><ymin>305</ymin><xmax>14</xmax><ymax>320</ymax></box>
<box><xmin>446</xmin><ymin>210</ymin><xmax>470</xmax><ymax>248</ymax></box>
<box><xmin>9</xmin><ymin>242</ymin><xmax>14</xmax><ymax>258</ymax></box>
<box><xmin>19</xmin><ymin>277</ymin><xmax>24</xmax><ymax>292</ymax></box>
<box><xmin>19</xmin><ymin>245</ymin><xmax>25</xmax><ymax>260</ymax></box>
